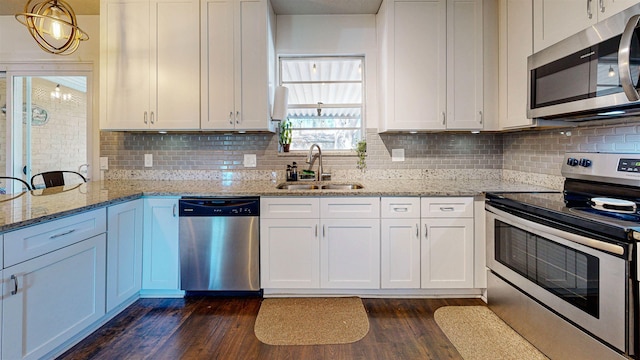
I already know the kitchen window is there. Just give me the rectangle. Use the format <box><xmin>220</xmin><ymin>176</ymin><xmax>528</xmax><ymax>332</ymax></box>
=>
<box><xmin>279</xmin><ymin>56</ymin><xmax>364</xmax><ymax>151</ymax></box>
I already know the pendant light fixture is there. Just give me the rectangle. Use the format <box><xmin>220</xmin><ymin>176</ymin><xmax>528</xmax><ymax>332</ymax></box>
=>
<box><xmin>15</xmin><ymin>0</ymin><xmax>89</xmax><ymax>55</ymax></box>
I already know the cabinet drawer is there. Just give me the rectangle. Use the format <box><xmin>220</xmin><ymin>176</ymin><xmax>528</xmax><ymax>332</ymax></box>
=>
<box><xmin>320</xmin><ymin>197</ymin><xmax>380</xmax><ymax>219</ymax></box>
<box><xmin>261</xmin><ymin>197</ymin><xmax>320</xmax><ymax>219</ymax></box>
<box><xmin>381</xmin><ymin>197</ymin><xmax>420</xmax><ymax>218</ymax></box>
<box><xmin>421</xmin><ymin>197</ymin><xmax>473</xmax><ymax>218</ymax></box>
<box><xmin>5</xmin><ymin>208</ymin><xmax>107</xmax><ymax>267</ymax></box>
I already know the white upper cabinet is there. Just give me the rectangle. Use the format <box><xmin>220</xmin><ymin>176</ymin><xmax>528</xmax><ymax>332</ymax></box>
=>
<box><xmin>101</xmin><ymin>0</ymin><xmax>200</xmax><ymax>131</ymax></box>
<box><xmin>533</xmin><ymin>0</ymin><xmax>640</xmax><ymax>52</ymax></box>
<box><xmin>377</xmin><ymin>0</ymin><xmax>485</xmax><ymax>132</ymax></box>
<box><xmin>498</xmin><ymin>0</ymin><xmax>534</xmax><ymax>129</ymax></box>
<box><xmin>201</xmin><ymin>0</ymin><xmax>276</xmax><ymax>131</ymax></box>
<box><xmin>446</xmin><ymin>0</ymin><xmax>485</xmax><ymax>130</ymax></box>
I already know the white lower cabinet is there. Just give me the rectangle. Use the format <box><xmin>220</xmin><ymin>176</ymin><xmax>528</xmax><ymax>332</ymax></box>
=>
<box><xmin>421</xmin><ymin>198</ymin><xmax>475</xmax><ymax>288</ymax></box>
<box><xmin>321</xmin><ymin>218</ymin><xmax>380</xmax><ymax>289</ymax></box>
<box><xmin>320</xmin><ymin>198</ymin><xmax>380</xmax><ymax>289</ymax></box>
<box><xmin>380</xmin><ymin>198</ymin><xmax>421</xmax><ymax>289</ymax></box>
<box><xmin>142</xmin><ymin>197</ymin><xmax>181</xmax><ymax>295</ymax></box>
<box><xmin>261</xmin><ymin>197</ymin><xmax>380</xmax><ymax>290</ymax></box>
<box><xmin>2</xmin><ymin>234</ymin><xmax>106</xmax><ymax>360</ymax></box>
<box><xmin>260</xmin><ymin>218</ymin><xmax>320</xmax><ymax>288</ymax></box>
<box><xmin>107</xmin><ymin>199</ymin><xmax>144</xmax><ymax>312</ymax></box>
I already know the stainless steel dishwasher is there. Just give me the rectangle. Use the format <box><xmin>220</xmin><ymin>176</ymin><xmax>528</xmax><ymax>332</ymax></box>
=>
<box><xmin>178</xmin><ymin>197</ymin><xmax>260</xmax><ymax>293</ymax></box>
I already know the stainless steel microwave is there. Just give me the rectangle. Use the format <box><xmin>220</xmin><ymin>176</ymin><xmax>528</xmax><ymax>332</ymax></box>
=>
<box><xmin>528</xmin><ymin>3</ymin><xmax>640</xmax><ymax>121</ymax></box>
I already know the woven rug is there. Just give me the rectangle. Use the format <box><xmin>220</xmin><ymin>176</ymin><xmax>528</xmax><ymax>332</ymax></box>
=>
<box><xmin>254</xmin><ymin>297</ymin><xmax>369</xmax><ymax>345</ymax></box>
<box><xmin>434</xmin><ymin>306</ymin><xmax>549</xmax><ymax>360</ymax></box>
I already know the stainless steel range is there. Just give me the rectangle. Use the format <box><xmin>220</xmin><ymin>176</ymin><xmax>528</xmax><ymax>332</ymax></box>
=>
<box><xmin>486</xmin><ymin>152</ymin><xmax>640</xmax><ymax>360</ymax></box>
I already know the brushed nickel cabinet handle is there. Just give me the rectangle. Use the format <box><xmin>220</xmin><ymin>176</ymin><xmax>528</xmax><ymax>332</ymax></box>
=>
<box><xmin>150</xmin><ymin>111</ymin><xmax>155</xmax><ymax>124</ymax></box>
<box><xmin>144</xmin><ymin>111</ymin><xmax>148</xmax><ymax>124</ymax></box>
<box><xmin>229</xmin><ymin>112</ymin><xmax>233</xmax><ymax>125</ymax></box>
<box><xmin>50</xmin><ymin>229</ymin><xmax>76</xmax><ymax>239</ymax></box>
<box><xmin>416</xmin><ymin>224</ymin><xmax>419</xmax><ymax>238</ymax></box>
<box><xmin>441</xmin><ymin>112</ymin><xmax>446</xmax><ymax>125</ymax></box>
<box><xmin>10</xmin><ymin>275</ymin><xmax>18</xmax><ymax>295</ymax></box>
<box><xmin>236</xmin><ymin>111</ymin><xmax>240</xmax><ymax>124</ymax></box>
<box><xmin>424</xmin><ymin>224</ymin><xmax>428</xmax><ymax>239</ymax></box>
<box><xmin>173</xmin><ymin>204</ymin><xmax>177</xmax><ymax>217</ymax></box>
<box><xmin>587</xmin><ymin>0</ymin><xmax>593</xmax><ymax>19</ymax></box>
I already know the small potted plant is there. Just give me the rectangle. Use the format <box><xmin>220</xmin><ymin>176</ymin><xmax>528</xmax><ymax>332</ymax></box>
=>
<box><xmin>279</xmin><ymin>119</ymin><xmax>292</xmax><ymax>152</ymax></box>
<box><xmin>355</xmin><ymin>139</ymin><xmax>366</xmax><ymax>171</ymax></box>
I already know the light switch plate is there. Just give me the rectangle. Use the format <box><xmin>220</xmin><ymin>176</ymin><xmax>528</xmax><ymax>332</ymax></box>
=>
<box><xmin>144</xmin><ymin>154</ymin><xmax>153</xmax><ymax>167</ymax></box>
<box><xmin>392</xmin><ymin>148</ymin><xmax>405</xmax><ymax>162</ymax></box>
<box><xmin>99</xmin><ymin>157</ymin><xmax>109</xmax><ymax>170</ymax></box>
<box><xmin>244</xmin><ymin>154</ymin><xmax>257</xmax><ymax>168</ymax></box>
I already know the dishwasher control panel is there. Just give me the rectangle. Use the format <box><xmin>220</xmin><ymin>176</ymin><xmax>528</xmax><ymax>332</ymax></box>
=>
<box><xmin>179</xmin><ymin>197</ymin><xmax>260</xmax><ymax>216</ymax></box>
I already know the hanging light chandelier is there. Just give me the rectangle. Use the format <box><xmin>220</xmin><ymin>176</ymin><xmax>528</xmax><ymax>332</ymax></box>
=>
<box><xmin>15</xmin><ymin>0</ymin><xmax>89</xmax><ymax>56</ymax></box>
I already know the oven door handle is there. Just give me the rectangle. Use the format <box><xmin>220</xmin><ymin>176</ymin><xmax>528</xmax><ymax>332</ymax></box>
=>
<box><xmin>487</xmin><ymin>205</ymin><xmax>625</xmax><ymax>256</ymax></box>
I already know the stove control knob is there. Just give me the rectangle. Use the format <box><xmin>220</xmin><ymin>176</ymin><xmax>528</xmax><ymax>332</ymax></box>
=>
<box><xmin>566</xmin><ymin>158</ymin><xmax>579</xmax><ymax>166</ymax></box>
<box><xmin>578</xmin><ymin>158</ymin><xmax>592</xmax><ymax>167</ymax></box>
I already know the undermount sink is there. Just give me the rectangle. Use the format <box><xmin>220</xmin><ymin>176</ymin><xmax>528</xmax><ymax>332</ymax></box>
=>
<box><xmin>275</xmin><ymin>183</ymin><xmax>320</xmax><ymax>190</ymax></box>
<box><xmin>275</xmin><ymin>183</ymin><xmax>364</xmax><ymax>190</ymax></box>
<box><xmin>321</xmin><ymin>183</ymin><xmax>364</xmax><ymax>190</ymax></box>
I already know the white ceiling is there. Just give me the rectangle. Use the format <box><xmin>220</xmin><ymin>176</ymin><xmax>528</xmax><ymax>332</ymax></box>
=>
<box><xmin>0</xmin><ymin>0</ymin><xmax>382</xmax><ymax>16</ymax></box>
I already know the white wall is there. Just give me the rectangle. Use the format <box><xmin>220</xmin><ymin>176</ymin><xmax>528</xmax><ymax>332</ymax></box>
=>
<box><xmin>276</xmin><ymin>15</ymin><xmax>379</xmax><ymax>129</ymax></box>
<box><xmin>0</xmin><ymin>15</ymin><xmax>101</xmax><ymax>180</ymax></box>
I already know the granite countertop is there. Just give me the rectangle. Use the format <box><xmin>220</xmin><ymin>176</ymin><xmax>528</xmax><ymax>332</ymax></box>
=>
<box><xmin>0</xmin><ymin>179</ymin><xmax>557</xmax><ymax>233</ymax></box>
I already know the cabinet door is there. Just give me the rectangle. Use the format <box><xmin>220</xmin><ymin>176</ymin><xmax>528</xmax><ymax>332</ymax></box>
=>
<box><xmin>321</xmin><ymin>219</ymin><xmax>380</xmax><ymax>289</ymax></box>
<box><xmin>202</xmin><ymin>0</ymin><xmax>235</xmax><ymax>130</ymax></box>
<box><xmin>446</xmin><ymin>0</ymin><xmax>484</xmax><ymax>130</ymax></box>
<box><xmin>499</xmin><ymin>0</ymin><xmax>534</xmax><ymax>129</ymax></box>
<box><xmin>392</xmin><ymin>0</ymin><xmax>447</xmax><ymax>130</ymax></box>
<box><xmin>237</xmin><ymin>0</ymin><xmax>272</xmax><ymax>130</ymax></box>
<box><xmin>421</xmin><ymin>218</ymin><xmax>474</xmax><ymax>288</ymax></box>
<box><xmin>601</xmin><ymin>0</ymin><xmax>639</xmax><ymax>19</ymax></box>
<box><xmin>102</xmin><ymin>0</ymin><xmax>151</xmax><ymax>130</ymax></box>
<box><xmin>142</xmin><ymin>198</ymin><xmax>180</xmax><ymax>292</ymax></box>
<box><xmin>107</xmin><ymin>200</ymin><xmax>143</xmax><ymax>312</ymax></box>
<box><xmin>260</xmin><ymin>219</ymin><xmax>320</xmax><ymax>288</ymax></box>
<box><xmin>2</xmin><ymin>235</ymin><xmax>106</xmax><ymax>360</ymax></box>
<box><xmin>533</xmin><ymin>0</ymin><xmax>595</xmax><ymax>52</ymax></box>
<box><xmin>153</xmin><ymin>0</ymin><xmax>200</xmax><ymax>130</ymax></box>
<box><xmin>381</xmin><ymin>219</ymin><xmax>420</xmax><ymax>289</ymax></box>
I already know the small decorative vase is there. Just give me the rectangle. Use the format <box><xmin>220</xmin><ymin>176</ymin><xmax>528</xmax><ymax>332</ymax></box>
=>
<box><xmin>282</xmin><ymin>144</ymin><xmax>290</xmax><ymax>152</ymax></box>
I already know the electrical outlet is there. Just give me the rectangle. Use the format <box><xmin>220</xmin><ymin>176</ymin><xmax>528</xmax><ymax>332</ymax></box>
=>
<box><xmin>392</xmin><ymin>148</ymin><xmax>405</xmax><ymax>162</ymax></box>
<box><xmin>244</xmin><ymin>154</ymin><xmax>257</xmax><ymax>168</ymax></box>
<box><xmin>99</xmin><ymin>157</ymin><xmax>109</xmax><ymax>170</ymax></box>
<box><xmin>144</xmin><ymin>154</ymin><xmax>153</xmax><ymax>167</ymax></box>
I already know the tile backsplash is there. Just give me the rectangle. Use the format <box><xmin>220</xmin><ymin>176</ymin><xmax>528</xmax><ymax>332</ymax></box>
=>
<box><xmin>100</xmin><ymin>119</ymin><xmax>640</xmax><ymax>182</ymax></box>
<box><xmin>100</xmin><ymin>129</ymin><xmax>503</xmax><ymax>173</ymax></box>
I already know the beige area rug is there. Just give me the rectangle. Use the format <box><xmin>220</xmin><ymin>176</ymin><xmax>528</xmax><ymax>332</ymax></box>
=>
<box><xmin>434</xmin><ymin>306</ymin><xmax>549</xmax><ymax>360</ymax></box>
<box><xmin>254</xmin><ymin>297</ymin><xmax>370</xmax><ymax>345</ymax></box>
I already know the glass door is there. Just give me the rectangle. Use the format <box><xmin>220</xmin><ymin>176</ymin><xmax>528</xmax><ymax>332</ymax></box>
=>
<box><xmin>3</xmin><ymin>65</ymin><xmax>91</xmax><ymax>193</ymax></box>
<box><xmin>13</xmin><ymin>76</ymin><xmax>88</xmax><ymax>189</ymax></box>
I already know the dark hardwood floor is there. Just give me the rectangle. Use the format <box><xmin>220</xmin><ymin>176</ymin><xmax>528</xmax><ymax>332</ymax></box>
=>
<box><xmin>58</xmin><ymin>297</ymin><xmax>486</xmax><ymax>360</ymax></box>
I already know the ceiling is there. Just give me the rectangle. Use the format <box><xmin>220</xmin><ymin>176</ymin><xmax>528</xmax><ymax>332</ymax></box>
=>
<box><xmin>0</xmin><ymin>0</ymin><xmax>382</xmax><ymax>16</ymax></box>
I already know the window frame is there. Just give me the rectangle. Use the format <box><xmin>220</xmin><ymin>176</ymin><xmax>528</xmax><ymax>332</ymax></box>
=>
<box><xmin>278</xmin><ymin>55</ymin><xmax>366</xmax><ymax>153</ymax></box>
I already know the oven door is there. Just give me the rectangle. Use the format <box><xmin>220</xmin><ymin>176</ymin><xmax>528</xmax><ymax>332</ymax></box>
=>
<box><xmin>486</xmin><ymin>204</ymin><xmax>629</xmax><ymax>353</ymax></box>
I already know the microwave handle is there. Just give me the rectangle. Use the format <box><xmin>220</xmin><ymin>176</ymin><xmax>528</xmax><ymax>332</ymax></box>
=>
<box><xmin>618</xmin><ymin>14</ymin><xmax>640</xmax><ymax>101</ymax></box>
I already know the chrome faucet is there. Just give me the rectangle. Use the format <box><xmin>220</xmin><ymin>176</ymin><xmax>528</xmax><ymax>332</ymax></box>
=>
<box><xmin>306</xmin><ymin>144</ymin><xmax>330</xmax><ymax>181</ymax></box>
